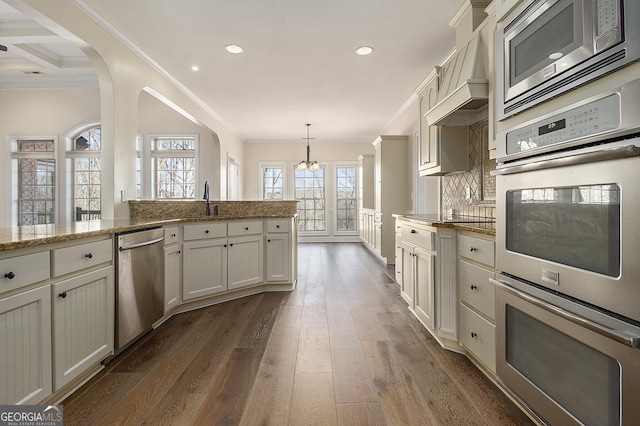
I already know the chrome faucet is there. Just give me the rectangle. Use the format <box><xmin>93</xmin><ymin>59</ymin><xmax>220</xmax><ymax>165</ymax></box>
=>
<box><xmin>203</xmin><ymin>181</ymin><xmax>210</xmax><ymax>216</ymax></box>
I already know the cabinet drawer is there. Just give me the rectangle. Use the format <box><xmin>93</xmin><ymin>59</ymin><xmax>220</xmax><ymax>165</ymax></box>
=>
<box><xmin>459</xmin><ymin>260</ymin><xmax>495</xmax><ymax>320</ymax></box>
<box><xmin>164</xmin><ymin>226</ymin><xmax>180</xmax><ymax>245</ymax></box>
<box><xmin>266</xmin><ymin>219</ymin><xmax>290</xmax><ymax>233</ymax></box>
<box><xmin>228</xmin><ymin>221</ymin><xmax>263</xmax><ymax>236</ymax></box>
<box><xmin>458</xmin><ymin>234</ymin><xmax>494</xmax><ymax>267</ymax></box>
<box><xmin>52</xmin><ymin>239</ymin><xmax>113</xmax><ymax>277</ymax></box>
<box><xmin>400</xmin><ymin>223</ymin><xmax>434</xmax><ymax>250</ymax></box>
<box><xmin>183</xmin><ymin>223</ymin><xmax>226</xmax><ymax>241</ymax></box>
<box><xmin>459</xmin><ymin>303</ymin><xmax>496</xmax><ymax>373</ymax></box>
<box><xmin>0</xmin><ymin>251</ymin><xmax>50</xmax><ymax>294</ymax></box>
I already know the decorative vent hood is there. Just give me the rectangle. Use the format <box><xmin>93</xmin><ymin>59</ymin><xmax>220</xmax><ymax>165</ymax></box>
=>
<box><xmin>426</xmin><ymin>1</ymin><xmax>490</xmax><ymax>126</ymax></box>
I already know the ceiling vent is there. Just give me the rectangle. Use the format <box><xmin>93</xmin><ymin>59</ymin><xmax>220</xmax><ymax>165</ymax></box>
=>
<box><xmin>426</xmin><ymin>1</ymin><xmax>489</xmax><ymax>126</ymax></box>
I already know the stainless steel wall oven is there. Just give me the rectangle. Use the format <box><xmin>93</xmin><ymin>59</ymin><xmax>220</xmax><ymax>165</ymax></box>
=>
<box><xmin>493</xmin><ymin>79</ymin><xmax>640</xmax><ymax>424</ymax></box>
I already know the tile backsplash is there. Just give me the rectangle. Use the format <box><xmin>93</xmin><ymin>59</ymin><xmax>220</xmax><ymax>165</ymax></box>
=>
<box><xmin>441</xmin><ymin>121</ymin><xmax>495</xmax><ymax>219</ymax></box>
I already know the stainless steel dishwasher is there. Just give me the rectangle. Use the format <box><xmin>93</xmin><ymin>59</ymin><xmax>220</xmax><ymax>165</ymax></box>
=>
<box><xmin>115</xmin><ymin>227</ymin><xmax>164</xmax><ymax>352</ymax></box>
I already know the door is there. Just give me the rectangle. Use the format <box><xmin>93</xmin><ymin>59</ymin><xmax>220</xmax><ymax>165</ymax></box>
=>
<box><xmin>228</xmin><ymin>235</ymin><xmax>263</xmax><ymax>290</ymax></box>
<box><xmin>182</xmin><ymin>238</ymin><xmax>227</xmax><ymax>299</ymax></box>
<box><xmin>266</xmin><ymin>233</ymin><xmax>290</xmax><ymax>282</ymax></box>
<box><xmin>399</xmin><ymin>241</ymin><xmax>415</xmax><ymax>307</ymax></box>
<box><xmin>52</xmin><ymin>266</ymin><xmax>114</xmax><ymax>390</ymax></box>
<box><xmin>414</xmin><ymin>246</ymin><xmax>435</xmax><ymax>329</ymax></box>
<box><xmin>164</xmin><ymin>244</ymin><xmax>181</xmax><ymax>312</ymax></box>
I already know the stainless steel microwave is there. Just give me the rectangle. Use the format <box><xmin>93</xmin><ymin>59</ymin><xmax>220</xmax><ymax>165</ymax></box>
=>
<box><xmin>496</xmin><ymin>0</ymin><xmax>640</xmax><ymax>120</ymax></box>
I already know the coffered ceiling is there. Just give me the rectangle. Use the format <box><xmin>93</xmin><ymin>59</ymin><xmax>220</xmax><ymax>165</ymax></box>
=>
<box><xmin>0</xmin><ymin>0</ymin><xmax>466</xmax><ymax>142</ymax></box>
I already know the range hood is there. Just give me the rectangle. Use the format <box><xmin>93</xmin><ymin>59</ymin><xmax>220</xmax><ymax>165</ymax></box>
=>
<box><xmin>426</xmin><ymin>31</ymin><xmax>488</xmax><ymax>126</ymax></box>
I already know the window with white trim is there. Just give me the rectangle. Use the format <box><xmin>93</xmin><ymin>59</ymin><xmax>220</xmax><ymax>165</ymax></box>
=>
<box><xmin>294</xmin><ymin>166</ymin><xmax>326</xmax><ymax>232</ymax></box>
<box><xmin>151</xmin><ymin>136</ymin><xmax>196</xmax><ymax>199</ymax></box>
<box><xmin>336</xmin><ymin>165</ymin><xmax>357</xmax><ymax>231</ymax></box>
<box><xmin>11</xmin><ymin>138</ymin><xmax>56</xmax><ymax>225</ymax></box>
<box><xmin>67</xmin><ymin>127</ymin><xmax>101</xmax><ymax>221</ymax></box>
<box><xmin>259</xmin><ymin>163</ymin><xmax>285</xmax><ymax>200</ymax></box>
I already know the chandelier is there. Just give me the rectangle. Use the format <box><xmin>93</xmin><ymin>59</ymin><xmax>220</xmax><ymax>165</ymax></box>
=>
<box><xmin>296</xmin><ymin>123</ymin><xmax>319</xmax><ymax>171</ymax></box>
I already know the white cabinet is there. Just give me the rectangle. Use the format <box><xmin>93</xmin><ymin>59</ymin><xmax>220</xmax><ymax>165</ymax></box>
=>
<box><xmin>183</xmin><ymin>237</ymin><xmax>227</xmax><ymax>300</ymax></box>
<box><xmin>395</xmin><ymin>218</ymin><xmax>459</xmax><ymax>349</ymax></box>
<box><xmin>397</xmin><ymin>221</ymin><xmax>436</xmax><ymax>331</ymax></box>
<box><xmin>50</xmin><ymin>237</ymin><xmax>114</xmax><ymax>391</ymax></box>
<box><xmin>52</xmin><ymin>266</ymin><xmax>114</xmax><ymax>390</ymax></box>
<box><xmin>266</xmin><ymin>219</ymin><xmax>292</xmax><ymax>283</ymax></box>
<box><xmin>357</xmin><ymin>154</ymin><xmax>375</xmax><ymax>210</ymax></box>
<box><xmin>163</xmin><ymin>226</ymin><xmax>181</xmax><ymax>313</ymax></box>
<box><xmin>182</xmin><ymin>220</ymin><xmax>265</xmax><ymax>300</ymax></box>
<box><xmin>372</xmin><ymin>135</ymin><xmax>411</xmax><ymax>264</ymax></box>
<box><xmin>0</xmin><ymin>284</ymin><xmax>52</xmax><ymax>405</ymax></box>
<box><xmin>458</xmin><ymin>232</ymin><xmax>497</xmax><ymax>374</ymax></box>
<box><xmin>418</xmin><ymin>71</ymin><xmax>469</xmax><ymax>176</ymax></box>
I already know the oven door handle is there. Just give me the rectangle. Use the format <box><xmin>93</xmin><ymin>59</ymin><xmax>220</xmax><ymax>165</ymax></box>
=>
<box><xmin>492</xmin><ymin>144</ymin><xmax>640</xmax><ymax>175</ymax></box>
<box><xmin>490</xmin><ymin>278</ymin><xmax>640</xmax><ymax>349</ymax></box>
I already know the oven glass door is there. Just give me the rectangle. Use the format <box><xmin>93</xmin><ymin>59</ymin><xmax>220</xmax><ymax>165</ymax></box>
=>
<box><xmin>506</xmin><ymin>305</ymin><xmax>620</xmax><ymax>425</ymax></box>
<box><xmin>504</xmin><ymin>0</ymin><xmax>590</xmax><ymax>102</ymax></box>
<box><xmin>506</xmin><ymin>184</ymin><xmax>620</xmax><ymax>277</ymax></box>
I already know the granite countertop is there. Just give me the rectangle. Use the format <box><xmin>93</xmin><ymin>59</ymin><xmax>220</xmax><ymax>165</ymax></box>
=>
<box><xmin>0</xmin><ymin>214</ymin><xmax>296</xmax><ymax>252</ymax></box>
<box><xmin>395</xmin><ymin>214</ymin><xmax>496</xmax><ymax>236</ymax></box>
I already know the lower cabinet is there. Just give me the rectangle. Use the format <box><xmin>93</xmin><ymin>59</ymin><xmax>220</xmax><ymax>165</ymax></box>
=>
<box><xmin>458</xmin><ymin>232</ymin><xmax>497</xmax><ymax>374</ymax></box>
<box><xmin>164</xmin><ymin>243</ymin><xmax>181</xmax><ymax>312</ymax></box>
<box><xmin>266</xmin><ymin>233</ymin><xmax>290</xmax><ymax>282</ymax></box>
<box><xmin>182</xmin><ymin>238</ymin><xmax>227</xmax><ymax>300</ymax></box>
<box><xmin>0</xmin><ymin>285</ymin><xmax>52</xmax><ymax>405</ymax></box>
<box><xmin>227</xmin><ymin>235</ymin><xmax>263</xmax><ymax>290</ymax></box>
<box><xmin>52</xmin><ymin>266</ymin><xmax>114</xmax><ymax>390</ymax></box>
<box><xmin>400</xmin><ymin>241</ymin><xmax>435</xmax><ymax>329</ymax></box>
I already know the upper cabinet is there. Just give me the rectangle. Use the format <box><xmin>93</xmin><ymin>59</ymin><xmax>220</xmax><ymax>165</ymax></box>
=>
<box><xmin>418</xmin><ymin>71</ymin><xmax>469</xmax><ymax>176</ymax></box>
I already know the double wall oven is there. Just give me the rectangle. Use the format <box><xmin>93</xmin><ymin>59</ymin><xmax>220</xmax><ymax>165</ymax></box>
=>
<box><xmin>493</xmin><ymin>79</ymin><xmax>640</xmax><ymax>425</ymax></box>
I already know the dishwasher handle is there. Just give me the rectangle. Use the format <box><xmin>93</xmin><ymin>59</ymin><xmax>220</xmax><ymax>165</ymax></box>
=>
<box><xmin>119</xmin><ymin>236</ymin><xmax>164</xmax><ymax>251</ymax></box>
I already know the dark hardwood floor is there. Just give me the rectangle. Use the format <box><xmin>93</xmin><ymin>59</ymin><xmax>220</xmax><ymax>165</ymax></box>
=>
<box><xmin>62</xmin><ymin>243</ymin><xmax>533</xmax><ymax>425</ymax></box>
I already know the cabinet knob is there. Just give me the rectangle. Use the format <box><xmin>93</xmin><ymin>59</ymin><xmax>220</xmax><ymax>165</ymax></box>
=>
<box><xmin>470</xmin><ymin>247</ymin><xmax>478</xmax><ymax>252</ymax></box>
<box><xmin>59</xmin><ymin>292</ymin><xmax>67</xmax><ymax>299</ymax></box>
<box><xmin>267</xmin><ymin>239</ymin><xmax>271</xmax><ymax>242</ymax></box>
<box><xmin>245</xmin><ymin>227</ymin><xmax>249</xmax><ymax>230</ymax></box>
<box><xmin>471</xmin><ymin>332</ymin><xmax>477</xmax><ymax>338</ymax></box>
<box><xmin>85</xmin><ymin>253</ymin><xmax>93</xmax><ymax>259</ymax></box>
<box><xmin>205</xmin><ymin>230</ymin><xmax>210</xmax><ymax>233</ymax></box>
<box><xmin>276</xmin><ymin>225</ymin><xmax>280</xmax><ymax>228</ymax></box>
<box><xmin>4</xmin><ymin>271</ymin><xmax>16</xmax><ymax>279</ymax></box>
<box><xmin>177</xmin><ymin>250</ymin><xmax>181</xmax><ymax>254</ymax></box>
<box><xmin>171</xmin><ymin>233</ymin><xmax>176</xmax><ymax>238</ymax></box>
<box><xmin>470</xmin><ymin>285</ymin><xmax>477</xmax><ymax>290</ymax></box>
<box><xmin>410</xmin><ymin>229</ymin><xmax>417</xmax><ymax>234</ymax></box>
<box><xmin>223</xmin><ymin>244</ymin><xmax>227</xmax><ymax>247</ymax></box>
<box><xmin>229</xmin><ymin>243</ymin><xmax>234</xmax><ymax>247</ymax></box>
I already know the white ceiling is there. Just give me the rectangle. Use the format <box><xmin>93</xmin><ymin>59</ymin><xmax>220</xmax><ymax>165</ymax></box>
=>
<box><xmin>0</xmin><ymin>0</ymin><xmax>466</xmax><ymax>142</ymax></box>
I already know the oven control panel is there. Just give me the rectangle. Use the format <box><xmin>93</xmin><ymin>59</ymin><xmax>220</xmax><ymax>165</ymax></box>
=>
<box><xmin>506</xmin><ymin>94</ymin><xmax>620</xmax><ymax>156</ymax></box>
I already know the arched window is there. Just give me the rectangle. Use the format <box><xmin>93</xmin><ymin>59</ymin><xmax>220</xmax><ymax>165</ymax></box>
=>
<box><xmin>67</xmin><ymin>126</ymin><xmax>101</xmax><ymax>221</ymax></box>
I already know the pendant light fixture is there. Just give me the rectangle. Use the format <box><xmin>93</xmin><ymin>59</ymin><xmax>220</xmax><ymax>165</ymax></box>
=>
<box><xmin>296</xmin><ymin>123</ymin><xmax>319</xmax><ymax>171</ymax></box>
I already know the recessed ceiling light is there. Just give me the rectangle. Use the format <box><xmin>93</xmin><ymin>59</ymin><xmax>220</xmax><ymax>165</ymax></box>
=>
<box><xmin>225</xmin><ymin>44</ymin><xmax>244</xmax><ymax>54</ymax></box>
<box><xmin>355</xmin><ymin>46</ymin><xmax>373</xmax><ymax>56</ymax></box>
<box><xmin>191</xmin><ymin>65</ymin><xmax>199</xmax><ymax>71</ymax></box>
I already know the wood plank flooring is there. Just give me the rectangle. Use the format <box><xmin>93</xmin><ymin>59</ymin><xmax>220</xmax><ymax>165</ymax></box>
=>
<box><xmin>62</xmin><ymin>243</ymin><xmax>533</xmax><ymax>425</ymax></box>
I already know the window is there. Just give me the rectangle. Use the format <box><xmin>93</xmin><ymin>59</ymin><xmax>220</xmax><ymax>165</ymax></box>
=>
<box><xmin>68</xmin><ymin>127</ymin><xmax>101</xmax><ymax>221</ymax></box>
<box><xmin>12</xmin><ymin>139</ymin><xmax>56</xmax><ymax>225</ymax></box>
<box><xmin>151</xmin><ymin>136</ymin><xmax>196</xmax><ymax>199</ymax></box>
<box><xmin>336</xmin><ymin>165</ymin><xmax>357</xmax><ymax>231</ymax></box>
<box><xmin>260</xmin><ymin>164</ymin><xmax>285</xmax><ymax>200</ymax></box>
<box><xmin>295</xmin><ymin>167</ymin><xmax>325</xmax><ymax>232</ymax></box>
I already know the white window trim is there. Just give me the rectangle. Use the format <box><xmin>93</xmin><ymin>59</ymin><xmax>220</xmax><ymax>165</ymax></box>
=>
<box><xmin>258</xmin><ymin>161</ymin><xmax>288</xmax><ymax>200</ymax></box>
<box><xmin>227</xmin><ymin>153</ymin><xmax>240</xmax><ymax>201</ymax></box>
<box><xmin>333</xmin><ymin>161</ymin><xmax>359</xmax><ymax>236</ymax></box>
<box><xmin>8</xmin><ymin>135</ymin><xmax>59</xmax><ymax>227</ymax></box>
<box><xmin>146</xmin><ymin>133</ymin><xmax>199</xmax><ymax>200</ymax></box>
<box><xmin>291</xmin><ymin>161</ymin><xmax>330</xmax><ymax>236</ymax></box>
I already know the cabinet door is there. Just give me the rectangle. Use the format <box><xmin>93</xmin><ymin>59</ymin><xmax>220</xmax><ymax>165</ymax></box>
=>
<box><xmin>419</xmin><ymin>77</ymin><xmax>438</xmax><ymax>172</ymax></box>
<box><xmin>228</xmin><ymin>235</ymin><xmax>263</xmax><ymax>290</ymax></box>
<box><xmin>0</xmin><ymin>285</ymin><xmax>52</xmax><ymax>405</ymax></box>
<box><xmin>164</xmin><ymin>244</ymin><xmax>181</xmax><ymax>312</ymax></box>
<box><xmin>394</xmin><ymin>235</ymin><xmax>403</xmax><ymax>285</ymax></box>
<box><xmin>182</xmin><ymin>239</ymin><xmax>227</xmax><ymax>300</ymax></box>
<box><xmin>52</xmin><ymin>266</ymin><xmax>114</xmax><ymax>390</ymax></box>
<box><xmin>399</xmin><ymin>241</ymin><xmax>415</xmax><ymax>307</ymax></box>
<box><xmin>266</xmin><ymin>233</ymin><xmax>290</xmax><ymax>283</ymax></box>
<box><xmin>414</xmin><ymin>247</ymin><xmax>435</xmax><ymax>330</ymax></box>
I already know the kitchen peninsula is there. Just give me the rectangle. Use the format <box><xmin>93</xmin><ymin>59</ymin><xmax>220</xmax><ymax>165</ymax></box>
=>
<box><xmin>0</xmin><ymin>200</ymin><xmax>297</xmax><ymax>406</ymax></box>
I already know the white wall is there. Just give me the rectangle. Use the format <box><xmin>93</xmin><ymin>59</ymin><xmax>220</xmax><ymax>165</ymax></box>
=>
<box><xmin>243</xmin><ymin>140</ymin><xmax>373</xmax><ymax>200</ymax></box>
